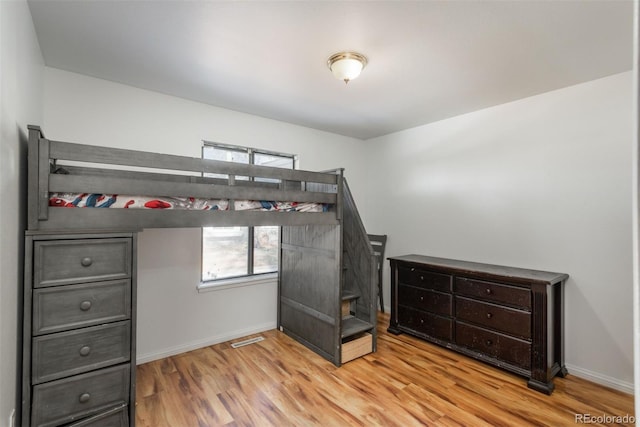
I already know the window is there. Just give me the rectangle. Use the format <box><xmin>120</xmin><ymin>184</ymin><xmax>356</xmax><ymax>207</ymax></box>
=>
<box><xmin>201</xmin><ymin>142</ymin><xmax>295</xmax><ymax>283</ymax></box>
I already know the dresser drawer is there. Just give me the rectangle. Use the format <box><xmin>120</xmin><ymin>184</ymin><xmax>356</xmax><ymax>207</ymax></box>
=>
<box><xmin>456</xmin><ymin>321</ymin><xmax>531</xmax><ymax>369</ymax></box>
<box><xmin>398</xmin><ymin>266</ymin><xmax>452</xmax><ymax>292</ymax></box>
<box><xmin>31</xmin><ymin>364</ymin><xmax>130</xmax><ymax>427</ymax></box>
<box><xmin>455</xmin><ymin>297</ymin><xmax>531</xmax><ymax>339</ymax></box>
<box><xmin>33</xmin><ymin>279</ymin><xmax>131</xmax><ymax>335</ymax></box>
<box><xmin>66</xmin><ymin>404</ymin><xmax>128</xmax><ymax>427</ymax></box>
<box><xmin>398</xmin><ymin>284</ymin><xmax>452</xmax><ymax>316</ymax></box>
<box><xmin>34</xmin><ymin>238</ymin><xmax>131</xmax><ymax>288</ymax></box>
<box><xmin>455</xmin><ymin>277</ymin><xmax>531</xmax><ymax>309</ymax></box>
<box><xmin>398</xmin><ymin>306</ymin><xmax>452</xmax><ymax>341</ymax></box>
<box><xmin>32</xmin><ymin>321</ymin><xmax>131</xmax><ymax>384</ymax></box>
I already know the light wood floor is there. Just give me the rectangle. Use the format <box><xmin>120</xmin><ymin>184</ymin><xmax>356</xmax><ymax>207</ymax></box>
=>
<box><xmin>136</xmin><ymin>313</ymin><xmax>634</xmax><ymax>426</ymax></box>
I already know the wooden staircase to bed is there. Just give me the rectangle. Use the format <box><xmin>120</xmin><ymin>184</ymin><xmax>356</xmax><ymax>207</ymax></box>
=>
<box><xmin>279</xmin><ymin>173</ymin><xmax>377</xmax><ymax>365</ymax></box>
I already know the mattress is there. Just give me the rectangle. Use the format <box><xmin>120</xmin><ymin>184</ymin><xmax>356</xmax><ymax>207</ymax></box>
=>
<box><xmin>49</xmin><ymin>193</ymin><xmax>329</xmax><ymax>212</ymax></box>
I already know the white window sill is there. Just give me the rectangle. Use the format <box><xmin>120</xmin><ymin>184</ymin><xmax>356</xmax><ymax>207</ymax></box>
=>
<box><xmin>197</xmin><ymin>272</ymin><xmax>278</xmax><ymax>293</ymax></box>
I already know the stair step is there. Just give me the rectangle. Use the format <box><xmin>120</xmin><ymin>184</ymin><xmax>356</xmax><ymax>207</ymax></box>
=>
<box><xmin>341</xmin><ymin>291</ymin><xmax>360</xmax><ymax>301</ymax></box>
<box><xmin>341</xmin><ymin>316</ymin><xmax>373</xmax><ymax>339</ymax></box>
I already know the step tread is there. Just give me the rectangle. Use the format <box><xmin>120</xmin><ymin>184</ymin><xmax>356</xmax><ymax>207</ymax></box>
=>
<box><xmin>341</xmin><ymin>291</ymin><xmax>360</xmax><ymax>301</ymax></box>
<box><xmin>341</xmin><ymin>316</ymin><xmax>373</xmax><ymax>339</ymax></box>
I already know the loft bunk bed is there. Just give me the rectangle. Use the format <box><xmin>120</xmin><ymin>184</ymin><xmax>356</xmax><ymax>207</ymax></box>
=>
<box><xmin>22</xmin><ymin>125</ymin><xmax>376</xmax><ymax>427</ymax></box>
<box><xmin>26</xmin><ymin>126</ymin><xmax>340</xmax><ymax>231</ymax></box>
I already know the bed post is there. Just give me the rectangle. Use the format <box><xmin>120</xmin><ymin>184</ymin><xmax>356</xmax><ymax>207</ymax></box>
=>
<box><xmin>27</xmin><ymin>125</ymin><xmax>49</xmax><ymax>230</ymax></box>
<box><xmin>333</xmin><ymin>168</ymin><xmax>345</xmax><ymax>221</ymax></box>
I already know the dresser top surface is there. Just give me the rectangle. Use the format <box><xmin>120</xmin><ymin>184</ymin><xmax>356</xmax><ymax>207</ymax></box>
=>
<box><xmin>389</xmin><ymin>254</ymin><xmax>569</xmax><ymax>285</ymax></box>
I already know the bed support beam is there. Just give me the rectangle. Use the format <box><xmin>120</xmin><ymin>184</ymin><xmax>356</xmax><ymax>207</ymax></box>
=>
<box><xmin>39</xmin><ymin>208</ymin><xmax>338</xmax><ymax>230</ymax></box>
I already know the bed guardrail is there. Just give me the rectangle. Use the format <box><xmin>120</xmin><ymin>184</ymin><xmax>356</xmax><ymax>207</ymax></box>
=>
<box><xmin>27</xmin><ymin>125</ymin><xmax>342</xmax><ymax>231</ymax></box>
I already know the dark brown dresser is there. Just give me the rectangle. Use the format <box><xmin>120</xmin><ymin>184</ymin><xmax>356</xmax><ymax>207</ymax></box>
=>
<box><xmin>22</xmin><ymin>232</ymin><xmax>137</xmax><ymax>426</ymax></box>
<box><xmin>388</xmin><ymin>254</ymin><xmax>568</xmax><ymax>394</ymax></box>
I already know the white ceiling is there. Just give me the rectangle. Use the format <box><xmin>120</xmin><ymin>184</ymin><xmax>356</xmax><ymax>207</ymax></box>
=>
<box><xmin>28</xmin><ymin>0</ymin><xmax>633</xmax><ymax>140</ymax></box>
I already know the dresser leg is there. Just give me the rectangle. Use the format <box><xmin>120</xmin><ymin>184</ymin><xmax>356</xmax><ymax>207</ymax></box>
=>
<box><xmin>527</xmin><ymin>378</ymin><xmax>555</xmax><ymax>395</ymax></box>
<box><xmin>387</xmin><ymin>325</ymin><xmax>402</xmax><ymax>335</ymax></box>
<box><xmin>558</xmin><ymin>365</ymin><xmax>568</xmax><ymax>378</ymax></box>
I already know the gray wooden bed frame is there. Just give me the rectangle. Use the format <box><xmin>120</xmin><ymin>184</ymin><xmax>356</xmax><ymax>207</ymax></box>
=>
<box><xmin>22</xmin><ymin>125</ymin><xmax>377</xmax><ymax>426</ymax></box>
<box><xmin>26</xmin><ymin>125</ymin><xmax>342</xmax><ymax>231</ymax></box>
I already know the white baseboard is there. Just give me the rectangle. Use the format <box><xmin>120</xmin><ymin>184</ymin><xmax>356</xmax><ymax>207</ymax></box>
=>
<box><xmin>136</xmin><ymin>321</ymin><xmax>277</xmax><ymax>365</ymax></box>
<box><xmin>565</xmin><ymin>363</ymin><xmax>634</xmax><ymax>395</ymax></box>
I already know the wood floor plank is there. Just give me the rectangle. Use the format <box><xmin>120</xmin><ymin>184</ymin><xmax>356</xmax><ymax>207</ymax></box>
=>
<box><xmin>135</xmin><ymin>313</ymin><xmax>634</xmax><ymax>426</ymax></box>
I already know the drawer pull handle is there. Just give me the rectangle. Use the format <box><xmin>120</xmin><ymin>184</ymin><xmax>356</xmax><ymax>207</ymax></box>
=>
<box><xmin>79</xmin><ymin>301</ymin><xmax>92</xmax><ymax>311</ymax></box>
<box><xmin>79</xmin><ymin>346</ymin><xmax>91</xmax><ymax>357</ymax></box>
<box><xmin>79</xmin><ymin>393</ymin><xmax>91</xmax><ymax>403</ymax></box>
<box><xmin>411</xmin><ymin>268</ymin><xmax>415</xmax><ymax>272</ymax></box>
<box><xmin>486</xmin><ymin>340</ymin><xmax>493</xmax><ymax>346</ymax></box>
<box><xmin>420</xmin><ymin>296</ymin><xmax>424</xmax><ymax>302</ymax></box>
<box><xmin>420</xmin><ymin>275</ymin><xmax>424</xmax><ymax>281</ymax></box>
<box><xmin>486</xmin><ymin>313</ymin><xmax>493</xmax><ymax>319</ymax></box>
<box><xmin>485</xmin><ymin>288</ymin><xmax>492</xmax><ymax>295</ymax></box>
<box><xmin>420</xmin><ymin>319</ymin><xmax>424</xmax><ymax>324</ymax></box>
<box><xmin>81</xmin><ymin>257</ymin><xmax>93</xmax><ymax>267</ymax></box>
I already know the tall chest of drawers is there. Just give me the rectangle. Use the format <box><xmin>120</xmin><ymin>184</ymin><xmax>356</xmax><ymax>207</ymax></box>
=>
<box><xmin>388</xmin><ymin>255</ymin><xmax>568</xmax><ymax>394</ymax></box>
<box><xmin>22</xmin><ymin>232</ymin><xmax>137</xmax><ymax>427</ymax></box>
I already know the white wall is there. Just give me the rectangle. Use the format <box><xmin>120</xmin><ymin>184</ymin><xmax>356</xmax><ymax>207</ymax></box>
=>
<box><xmin>365</xmin><ymin>72</ymin><xmax>634</xmax><ymax>392</ymax></box>
<box><xmin>0</xmin><ymin>0</ymin><xmax>43</xmax><ymax>423</ymax></box>
<box><xmin>42</xmin><ymin>68</ymin><xmax>368</xmax><ymax>362</ymax></box>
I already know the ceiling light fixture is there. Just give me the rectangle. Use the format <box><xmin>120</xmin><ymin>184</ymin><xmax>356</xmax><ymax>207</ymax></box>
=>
<box><xmin>327</xmin><ymin>51</ymin><xmax>367</xmax><ymax>84</ymax></box>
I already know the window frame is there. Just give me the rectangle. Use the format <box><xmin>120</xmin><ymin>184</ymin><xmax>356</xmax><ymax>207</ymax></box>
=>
<box><xmin>199</xmin><ymin>140</ymin><xmax>297</xmax><ymax>288</ymax></box>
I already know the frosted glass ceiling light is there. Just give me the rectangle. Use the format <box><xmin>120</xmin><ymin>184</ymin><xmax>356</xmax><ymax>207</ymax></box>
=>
<box><xmin>327</xmin><ymin>52</ymin><xmax>367</xmax><ymax>84</ymax></box>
